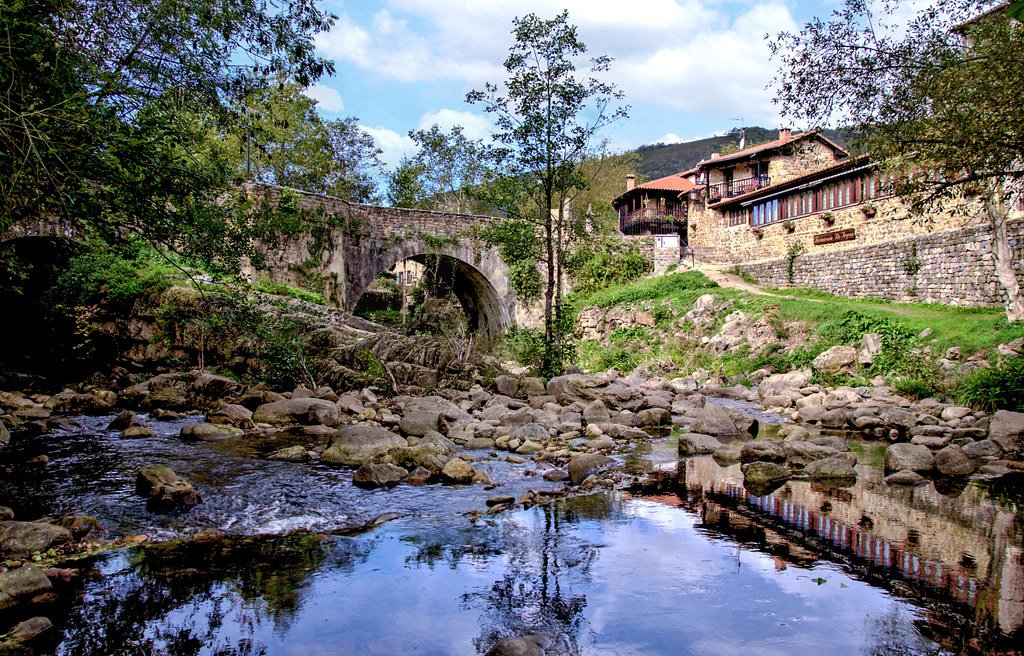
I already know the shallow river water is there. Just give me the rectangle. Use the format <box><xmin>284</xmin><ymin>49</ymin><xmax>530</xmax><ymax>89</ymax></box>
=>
<box><xmin>1</xmin><ymin>412</ymin><xmax>1021</xmax><ymax>655</ymax></box>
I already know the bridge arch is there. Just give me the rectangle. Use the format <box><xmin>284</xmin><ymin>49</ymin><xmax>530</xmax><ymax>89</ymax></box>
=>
<box><xmin>342</xmin><ymin>237</ymin><xmax>513</xmax><ymax>337</ymax></box>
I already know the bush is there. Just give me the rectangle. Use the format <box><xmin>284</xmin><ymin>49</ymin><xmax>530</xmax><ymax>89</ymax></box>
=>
<box><xmin>501</xmin><ymin>325</ymin><xmax>547</xmax><ymax>368</ymax></box>
<box><xmin>565</xmin><ymin>236</ymin><xmax>652</xmax><ymax>296</ymax></box>
<box><xmin>892</xmin><ymin>377</ymin><xmax>939</xmax><ymax>400</ymax></box>
<box><xmin>957</xmin><ymin>356</ymin><xmax>1024</xmax><ymax>411</ymax></box>
<box><xmin>46</xmin><ymin>248</ymin><xmax>173</xmax><ymax>309</ymax></box>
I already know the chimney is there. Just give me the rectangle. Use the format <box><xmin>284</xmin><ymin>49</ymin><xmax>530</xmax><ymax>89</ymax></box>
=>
<box><xmin>711</xmin><ymin>153</ymin><xmax>720</xmax><ymax>159</ymax></box>
<box><xmin>626</xmin><ymin>174</ymin><xmax>635</xmax><ymax>191</ymax></box>
<box><xmin>779</xmin><ymin>128</ymin><xmax>792</xmax><ymax>140</ymax></box>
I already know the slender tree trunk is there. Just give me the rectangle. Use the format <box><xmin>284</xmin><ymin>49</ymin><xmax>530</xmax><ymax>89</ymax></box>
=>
<box><xmin>987</xmin><ymin>182</ymin><xmax>1024</xmax><ymax>322</ymax></box>
<box><xmin>543</xmin><ymin>191</ymin><xmax>556</xmax><ymax>373</ymax></box>
<box><xmin>554</xmin><ymin>200</ymin><xmax>565</xmax><ymax>366</ymax></box>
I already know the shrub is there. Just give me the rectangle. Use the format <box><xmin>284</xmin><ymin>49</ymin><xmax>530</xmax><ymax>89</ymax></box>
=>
<box><xmin>501</xmin><ymin>325</ymin><xmax>547</xmax><ymax>368</ymax></box>
<box><xmin>46</xmin><ymin>249</ymin><xmax>173</xmax><ymax>310</ymax></box>
<box><xmin>564</xmin><ymin>236</ymin><xmax>652</xmax><ymax>296</ymax></box>
<box><xmin>957</xmin><ymin>356</ymin><xmax>1024</xmax><ymax>412</ymax></box>
<box><xmin>893</xmin><ymin>377</ymin><xmax>939</xmax><ymax>400</ymax></box>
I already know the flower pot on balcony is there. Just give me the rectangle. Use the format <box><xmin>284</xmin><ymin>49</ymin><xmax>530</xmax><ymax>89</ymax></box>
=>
<box><xmin>861</xmin><ymin>206</ymin><xmax>876</xmax><ymax>218</ymax></box>
<box><xmin>820</xmin><ymin>212</ymin><xmax>835</xmax><ymax>226</ymax></box>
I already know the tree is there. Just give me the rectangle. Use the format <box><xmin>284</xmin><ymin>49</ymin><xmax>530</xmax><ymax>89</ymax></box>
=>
<box><xmin>771</xmin><ymin>0</ymin><xmax>1024</xmax><ymax>320</ymax></box>
<box><xmin>386</xmin><ymin>157</ymin><xmax>427</xmax><ymax>209</ymax></box>
<box><xmin>467</xmin><ymin>10</ymin><xmax>627</xmax><ymax>374</ymax></box>
<box><xmin>1</xmin><ymin>0</ymin><xmax>334</xmax><ymax>266</ymax></box>
<box><xmin>405</xmin><ymin>125</ymin><xmax>498</xmax><ymax>214</ymax></box>
<box><xmin>220</xmin><ymin>80</ymin><xmax>381</xmax><ymax>202</ymax></box>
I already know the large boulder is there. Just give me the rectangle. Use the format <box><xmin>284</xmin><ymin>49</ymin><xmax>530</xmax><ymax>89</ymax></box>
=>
<box><xmin>352</xmin><ymin>463</ymin><xmax>408</xmax><ymax>488</ymax></box>
<box><xmin>0</xmin><ymin>522</ymin><xmax>72</xmax><ymax>559</ymax></box>
<box><xmin>567</xmin><ymin>453</ymin><xmax>613</xmax><ymax>485</ymax></box>
<box><xmin>321</xmin><ymin>425</ymin><xmax>406</xmax><ymax>465</ymax></box>
<box><xmin>690</xmin><ymin>405</ymin><xmax>738</xmax><ymax>437</ymax></box>
<box><xmin>989</xmin><ymin>410</ymin><xmax>1024</xmax><ymax>445</ymax></box>
<box><xmin>180</xmin><ymin>422</ymin><xmax>244</xmax><ymax>441</ymax></box>
<box><xmin>783</xmin><ymin>441</ymin><xmax>840</xmax><ymax>467</ymax></box>
<box><xmin>187</xmin><ymin>373</ymin><xmax>246</xmax><ymax>405</ymax></box>
<box><xmin>740</xmin><ymin>440</ymin><xmax>787</xmax><ymax>464</ymax></box>
<box><xmin>803</xmin><ymin>457</ymin><xmax>857</xmax><ymax>480</ymax></box>
<box><xmin>485</xmin><ymin>635</ymin><xmax>549</xmax><ymax>656</ymax></box>
<box><xmin>0</xmin><ymin>419</ymin><xmax>9</xmax><ymax>446</ymax></box>
<box><xmin>884</xmin><ymin>443</ymin><xmax>935</xmax><ymax>473</ymax></box>
<box><xmin>741</xmin><ymin>461</ymin><xmax>791</xmax><ymax>487</ymax></box>
<box><xmin>934</xmin><ymin>445</ymin><xmax>974</xmax><ymax>476</ymax></box>
<box><xmin>398</xmin><ymin>411</ymin><xmax>441</xmax><ymax>436</ymax></box>
<box><xmin>582</xmin><ymin>400</ymin><xmax>611</xmax><ymax>425</ymax></box>
<box><xmin>758</xmin><ymin>370</ymin><xmax>811</xmax><ymax>399</ymax></box>
<box><xmin>253</xmin><ymin>398</ymin><xmax>340</xmax><ymax>426</ymax></box>
<box><xmin>812</xmin><ymin>346</ymin><xmax>858</xmax><ymax>374</ymax></box>
<box><xmin>402</xmin><ymin>396</ymin><xmax>473</xmax><ymax>424</ymax></box>
<box><xmin>0</xmin><ymin>564</ymin><xmax>52</xmax><ymax>598</ymax></box>
<box><xmin>962</xmin><ymin>439</ymin><xmax>1001</xmax><ymax>459</ymax></box>
<box><xmin>440</xmin><ymin>457</ymin><xmax>475</xmax><ymax>484</ymax></box>
<box><xmin>678</xmin><ymin>433</ymin><xmax>723</xmax><ymax>456</ymax></box>
<box><xmin>135</xmin><ymin>466</ymin><xmax>201</xmax><ymax>511</ymax></box>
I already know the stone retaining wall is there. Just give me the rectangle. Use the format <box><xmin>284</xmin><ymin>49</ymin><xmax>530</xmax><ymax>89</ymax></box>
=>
<box><xmin>735</xmin><ymin>220</ymin><xmax>1024</xmax><ymax>307</ymax></box>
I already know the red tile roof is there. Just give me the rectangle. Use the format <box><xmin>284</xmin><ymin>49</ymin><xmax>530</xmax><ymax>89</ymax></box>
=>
<box><xmin>612</xmin><ymin>168</ymin><xmax>698</xmax><ymax>207</ymax></box>
<box><xmin>698</xmin><ymin>131</ymin><xmax>848</xmax><ymax>169</ymax></box>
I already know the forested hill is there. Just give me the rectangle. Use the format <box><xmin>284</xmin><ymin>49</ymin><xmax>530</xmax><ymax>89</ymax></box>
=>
<box><xmin>634</xmin><ymin>127</ymin><xmax>849</xmax><ymax>181</ymax></box>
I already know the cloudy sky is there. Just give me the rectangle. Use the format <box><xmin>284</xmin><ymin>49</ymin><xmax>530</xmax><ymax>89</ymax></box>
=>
<box><xmin>305</xmin><ymin>0</ymin><xmax>839</xmax><ymax>170</ymax></box>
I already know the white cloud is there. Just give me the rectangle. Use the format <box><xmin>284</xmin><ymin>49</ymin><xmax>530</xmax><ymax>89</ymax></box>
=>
<box><xmin>361</xmin><ymin>125</ymin><xmax>417</xmax><ymax>169</ymax></box>
<box><xmin>656</xmin><ymin>133</ymin><xmax>687</xmax><ymax>144</ymax></box>
<box><xmin>303</xmin><ymin>84</ymin><xmax>345</xmax><ymax>113</ymax></box>
<box><xmin>416</xmin><ymin>109</ymin><xmax>493</xmax><ymax>141</ymax></box>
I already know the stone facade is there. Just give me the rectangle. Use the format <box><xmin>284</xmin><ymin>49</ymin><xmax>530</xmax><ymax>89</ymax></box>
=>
<box><xmin>631</xmin><ymin>234</ymin><xmax>685</xmax><ymax>274</ymax></box>
<box><xmin>735</xmin><ymin>220</ymin><xmax>1024</xmax><ymax>307</ymax></box>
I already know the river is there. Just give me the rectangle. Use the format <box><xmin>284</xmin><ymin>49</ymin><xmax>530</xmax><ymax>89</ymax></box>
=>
<box><xmin>1</xmin><ymin>412</ymin><xmax>1020</xmax><ymax>654</ymax></box>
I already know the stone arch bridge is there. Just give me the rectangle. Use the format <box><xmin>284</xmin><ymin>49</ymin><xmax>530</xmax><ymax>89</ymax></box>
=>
<box><xmin>240</xmin><ymin>184</ymin><xmax>531</xmax><ymax>336</ymax></box>
<box><xmin>0</xmin><ymin>184</ymin><xmax>533</xmax><ymax>336</ymax></box>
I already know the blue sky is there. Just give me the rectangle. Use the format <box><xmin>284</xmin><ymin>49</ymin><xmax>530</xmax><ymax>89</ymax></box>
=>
<box><xmin>304</xmin><ymin>0</ymin><xmax>841</xmax><ymax>170</ymax></box>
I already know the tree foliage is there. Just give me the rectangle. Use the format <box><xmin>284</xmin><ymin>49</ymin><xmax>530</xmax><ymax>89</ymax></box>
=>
<box><xmin>1</xmin><ymin>0</ymin><xmax>335</xmax><ymax>266</ymax></box>
<box><xmin>770</xmin><ymin>0</ymin><xmax>1024</xmax><ymax>319</ymax></box>
<box><xmin>220</xmin><ymin>80</ymin><xmax>381</xmax><ymax>202</ymax></box>
<box><xmin>467</xmin><ymin>10</ymin><xmax>627</xmax><ymax>374</ymax></box>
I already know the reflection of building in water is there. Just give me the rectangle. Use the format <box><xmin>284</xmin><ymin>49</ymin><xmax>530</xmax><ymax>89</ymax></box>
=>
<box><xmin>645</xmin><ymin>457</ymin><xmax>1023</xmax><ymax>638</ymax></box>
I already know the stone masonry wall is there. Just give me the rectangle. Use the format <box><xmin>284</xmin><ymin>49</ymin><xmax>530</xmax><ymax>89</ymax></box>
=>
<box><xmin>735</xmin><ymin>220</ymin><xmax>1024</xmax><ymax>307</ymax></box>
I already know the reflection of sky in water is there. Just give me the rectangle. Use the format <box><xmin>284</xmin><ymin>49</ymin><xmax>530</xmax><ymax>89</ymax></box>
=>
<box><xmin>58</xmin><ymin>495</ymin><xmax>940</xmax><ymax>656</ymax></box>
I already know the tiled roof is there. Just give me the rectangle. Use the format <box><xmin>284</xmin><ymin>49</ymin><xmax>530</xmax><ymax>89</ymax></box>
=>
<box><xmin>707</xmin><ymin>153</ymin><xmax>874</xmax><ymax>208</ymax></box>
<box><xmin>698</xmin><ymin>131</ymin><xmax>848</xmax><ymax>169</ymax></box>
<box><xmin>612</xmin><ymin>168</ymin><xmax>698</xmax><ymax>207</ymax></box>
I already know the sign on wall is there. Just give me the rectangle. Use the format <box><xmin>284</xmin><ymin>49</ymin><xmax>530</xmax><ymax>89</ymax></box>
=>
<box><xmin>655</xmin><ymin>235</ymin><xmax>679</xmax><ymax>249</ymax></box>
<box><xmin>813</xmin><ymin>228</ymin><xmax>856</xmax><ymax>245</ymax></box>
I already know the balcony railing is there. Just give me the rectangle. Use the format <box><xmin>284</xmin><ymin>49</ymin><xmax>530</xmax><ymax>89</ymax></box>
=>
<box><xmin>619</xmin><ymin>207</ymin><xmax>686</xmax><ymax>235</ymax></box>
<box><xmin>706</xmin><ymin>176</ymin><xmax>770</xmax><ymax>202</ymax></box>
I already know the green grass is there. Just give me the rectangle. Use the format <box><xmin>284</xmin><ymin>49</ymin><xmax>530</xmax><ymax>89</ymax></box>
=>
<box><xmin>252</xmin><ymin>281</ymin><xmax>328</xmax><ymax>305</ymax></box>
<box><xmin>570</xmin><ymin>270</ymin><xmax>1024</xmax><ymax>388</ymax></box>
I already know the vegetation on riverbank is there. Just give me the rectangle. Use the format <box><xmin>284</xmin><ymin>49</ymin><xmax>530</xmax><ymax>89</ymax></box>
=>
<box><xmin>542</xmin><ymin>269</ymin><xmax>1024</xmax><ymax>412</ymax></box>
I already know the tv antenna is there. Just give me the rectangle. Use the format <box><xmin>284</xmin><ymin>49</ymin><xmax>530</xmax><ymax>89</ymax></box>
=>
<box><xmin>730</xmin><ymin>118</ymin><xmax>745</xmax><ymax>150</ymax></box>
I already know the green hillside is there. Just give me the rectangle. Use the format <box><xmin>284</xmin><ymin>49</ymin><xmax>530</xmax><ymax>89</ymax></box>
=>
<box><xmin>634</xmin><ymin>127</ymin><xmax>850</xmax><ymax>181</ymax></box>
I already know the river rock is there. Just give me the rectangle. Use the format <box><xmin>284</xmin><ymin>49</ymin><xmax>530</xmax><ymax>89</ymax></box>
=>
<box><xmin>513</xmin><ymin>423</ymin><xmax>550</xmax><ymax>444</ymax></box>
<box><xmin>485</xmin><ymin>635</ymin><xmax>549</xmax><ymax>656</ymax></box>
<box><xmin>0</xmin><ymin>419</ymin><xmax>9</xmax><ymax>446</ymax></box>
<box><xmin>58</xmin><ymin>515</ymin><xmax>105</xmax><ymax>541</ymax></box>
<box><xmin>690</xmin><ymin>405</ymin><xmax>738</xmax><ymax>437</ymax></box>
<box><xmin>858</xmin><ymin>333</ymin><xmax>882</xmax><ymax>365</ymax></box>
<box><xmin>934</xmin><ymin>445</ymin><xmax>974</xmax><ymax>475</ymax></box>
<box><xmin>758</xmin><ymin>370</ymin><xmax>811</xmax><ymax>399</ymax></box>
<box><xmin>783</xmin><ymin>441</ymin><xmax>840</xmax><ymax>467</ymax></box>
<box><xmin>7</xmin><ymin>616</ymin><xmax>53</xmax><ymax>642</ymax></box>
<box><xmin>521</xmin><ymin>377</ymin><xmax>546</xmax><ymax>397</ymax></box>
<box><xmin>882</xmin><ymin>407</ymin><xmax>917</xmax><ymax>434</ymax></box>
<box><xmin>441</xmin><ymin>457</ymin><xmax>474</xmax><ymax>484</ymax></box>
<box><xmin>713</xmin><ymin>445</ymin><xmax>742</xmax><ymax>462</ymax></box>
<box><xmin>188</xmin><ymin>373</ymin><xmax>246</xmax><ymax>404</ymax></box>
<box><xmin>639</xmin><ymin>407</ymin><xmax>671</xmax><ymax>426</ymax></box>
<box><xmin>321</xmin><ymin>425</ymin><xmax>406</xmax><ymax>465</ymax></box>
<box><xmin>495</xmin><ymin>375</ymin><xmax>519</xmax><ymax>398</ymax></box>
<box><xmin>741</xmin><ymin>461</ymin><xmax>791</xmax><ymax>486</ymax></box>
<box><xmin>885</xmin><ymin>470</ymin><xmax>926</xmax><ymax>485</ymax></box>
<box><xmin>46</xmin><ymin>390</ymin><xmax>113</xmax><ymax>416</ymax></box>
<box><xmin>740</xmin><ymin>440</ymin><xmax>787</xmax><ymax>464</ymax></box>
<box><xmin>582</xmin><ymin>400</ymin><xmax>611</xmax><ymax>425</ymax></box>
<box><xmin>818</xmin><ymin>409</ymin><xmax>849</xmax><ymax>429</ymax></box>
<box><xmin>516</xmin><ymin>440</ymin><xmax>544</xmax><ymax>454</ymax></box>
<box><xmin>135</xmin><ymin>466</ymin><xmax>201</xmax><ymax>511</ymax></box>
<box><xmin>180</xmin><ymin>422</ymin><xmax>244</xmax><ymax>441</ymax></box>
<box><xmin>0</xmin><ymin>564</ymin><xmax>52</xmax><ymax>598</ymax></box>
<box><xmin>962</xmin><ymin>439</ymin><xmax>1001</xmax><ymax>459</ymax></box>
<box><xmin>207</xmin><ymin>403</ymin><xmax>254</xmax><ymax>429</ymax></box>
<box><xmin>678</xmin><ymin>433</ymin><xmax>723</xmax><ymax>456</ymax></box>
<box><xmin>399</xmin><ymin>411</ymin><xmax>441</xmax><ymax>436</ymax></box>
<box><xmin>810</xmin><ymin>435</ymin><xmax>849</xmax><ymax>452</ymax></box>
<box><xmin>406</xmin><ymin>466</ymin><xmax>432</xmax><ymax>486</ymax></box>
<box><xmin>989</xmin><ymin>410</ymin><xmax>1024</xmax><ymax>444</ymax></box>
<box><xmin>120</xmin><ymin>425</ymin><xmax>157</xmax><ymax>439</ymax></box>
<box><xmin>253</xmin><ymin>398</ymin><xmax>340</xmax><ymax>426</ymax></box>
<box><xmin>353</xmin><ymin>463</ymin><xmax>408</xmax><ymax>488</ymax></box>
<box><xmin>587</xmin><ymin>436</ymin><xmax>616</xmax><ymax>451</ymax></box>
<box><xmin>803</xmin><ymin>457</ymin><xmax>857</xmax><ymax>480</ymax></box>
<box><xmin>884</xmin><ymin>443</ymin><xmax>935</xmax><ymax>472</ymax></box>
<box><xmin>402</xmin><ymin>396</ymin><xmax>473</xmax><ymax>424</ymax></box>
<box><xmin>0</xmin><ymin>522</ymin><xmax>72</xmax><ymax>559</ymax></box>
<box><xmin>267</xmin><ymin>445</ymin><xmax>309</xmax><ymax>461</ymax></box>
<box><xmin>108</xmin><ymin>411</ymin><xmax>143</xmax><ymax>431</ymax></box>
<box><xmin>568</xmin><ymin>453</ymin><xmax>612</xmax><ymax>484</ymax></box>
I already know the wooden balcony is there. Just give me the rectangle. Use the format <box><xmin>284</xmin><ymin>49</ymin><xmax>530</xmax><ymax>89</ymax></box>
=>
<box><xmin>619</xmin><ymin>207</ymin><xmax>686</xmax><ymax>235</ymax></box>
<box><xmin>706</xmin><ymin>176</ymin><xmax>771</xmax><ymax>202</ymax></box>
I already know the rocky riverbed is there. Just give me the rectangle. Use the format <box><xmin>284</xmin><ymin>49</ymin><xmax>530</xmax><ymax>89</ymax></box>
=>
<box><xmin>2</xmin><ymin>365</ymin><xmax>1023</xmax><ymax>654</ymax></box>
